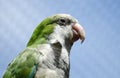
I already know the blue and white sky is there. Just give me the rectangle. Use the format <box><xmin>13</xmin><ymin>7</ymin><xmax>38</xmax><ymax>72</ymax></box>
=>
<box><xmin>0</xmin><ymin>0</ymin><xmax>120</xmax><ymax>78</ymax></box>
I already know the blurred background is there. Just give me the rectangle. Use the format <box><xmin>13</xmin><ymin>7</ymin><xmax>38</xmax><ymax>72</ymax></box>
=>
<box><xmin>0</xmin><ymin>0</ymin><xmax>120</xmax><ymax>78</ymax></box>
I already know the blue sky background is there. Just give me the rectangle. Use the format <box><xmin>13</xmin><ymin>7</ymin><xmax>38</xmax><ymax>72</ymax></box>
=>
<box><xmin>0</xmin><ymin>0</ymin><xmax>120</xmax><ymax>78</ymax></box>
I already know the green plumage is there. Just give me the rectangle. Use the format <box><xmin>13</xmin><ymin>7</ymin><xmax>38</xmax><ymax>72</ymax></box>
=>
<box><xmin>3</xmin><ymin>16</ymin><xmax>57</xmax><ymax>78</ymax></box>
<box><xmin>27</xmin><ymin>17</ymin><xmax>57</xmax><ymax>47</ymax></box>
<box><xmin>3</xmin><ymin>48</ymin><xmax>39</xmax><ymax>78</ymax></box>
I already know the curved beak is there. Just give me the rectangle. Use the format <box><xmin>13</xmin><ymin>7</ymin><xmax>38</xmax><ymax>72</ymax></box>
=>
<box><xmin>72</xmin><ymin>23</ymin><xmax>85</xmax><ymax>43</ymax></box>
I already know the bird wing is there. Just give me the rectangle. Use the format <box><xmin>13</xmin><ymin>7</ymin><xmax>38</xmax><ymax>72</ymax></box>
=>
<box><xmin>3</xmin><ymin>48</ymin><xmax>40</xmax><ymax>78</ymax></box>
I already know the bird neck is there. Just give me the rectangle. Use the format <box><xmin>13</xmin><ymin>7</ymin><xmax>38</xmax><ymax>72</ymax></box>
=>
<box><xmin>48</xmin><ymin>26</ymin><xmax>73</xmax><ymax>52</ymax></box>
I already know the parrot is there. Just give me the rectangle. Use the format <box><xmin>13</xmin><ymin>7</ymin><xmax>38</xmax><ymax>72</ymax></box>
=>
<box><xmin>3</xmin><ymin>14</ymin><xmax>85</xmax><ymax>78</ymax></box>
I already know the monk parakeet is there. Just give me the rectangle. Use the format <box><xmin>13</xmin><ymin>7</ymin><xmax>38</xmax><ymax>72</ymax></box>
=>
<box><xmin>3</xmin><ymin>14</ymin><xmax>85</xmax><ymax>78</ymax></box>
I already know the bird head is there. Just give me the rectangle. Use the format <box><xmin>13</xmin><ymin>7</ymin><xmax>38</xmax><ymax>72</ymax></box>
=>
<box><xmin>27</xmin><ymin>14</ymin><xmax>85</xmax><ymax>48</ymax></box>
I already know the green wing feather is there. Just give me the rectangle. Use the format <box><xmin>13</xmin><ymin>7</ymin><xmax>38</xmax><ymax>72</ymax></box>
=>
<box><xmin>3</xmin><ymin>15</ymin><xmax>59</xmax><ymax>78</ymax></box>
<box><xmin>3</xmin><ymin>48</ymin><xmax>40</xmax><ymax>78</ymax></box>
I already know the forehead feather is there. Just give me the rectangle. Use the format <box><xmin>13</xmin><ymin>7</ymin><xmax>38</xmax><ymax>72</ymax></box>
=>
<box><xmin>49</xmin><ymin>14</ymin><xmax>78</xmax><ymax>23</ymax></box>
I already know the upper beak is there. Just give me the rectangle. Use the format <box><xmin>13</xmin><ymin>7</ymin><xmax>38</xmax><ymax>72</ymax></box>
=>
<box><xmin>72</xmin><ymin>23</ymin><xmax>85</xmax><ymax>43</ymax></box>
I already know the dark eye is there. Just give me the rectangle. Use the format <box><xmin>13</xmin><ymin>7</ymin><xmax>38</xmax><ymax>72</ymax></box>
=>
<box><xmin>57</xmin><ymin>18</ymin><xmax>70</xmax><ymax>26</ymax></box>
<box><xmin>59</xmin><ymin>18</ymin><xmax>66</xmax><ymax>23</ymax></box>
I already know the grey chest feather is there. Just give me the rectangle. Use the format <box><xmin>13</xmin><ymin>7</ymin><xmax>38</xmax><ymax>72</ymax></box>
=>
<box><xmin>35</xmin><ymin>43</ymin><xmax>70</xmax><ymax>78</ymax></box>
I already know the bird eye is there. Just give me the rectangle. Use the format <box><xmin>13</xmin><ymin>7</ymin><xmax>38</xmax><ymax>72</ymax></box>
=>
<box><xmin>59</xmin><ymin>18</ymin><xmax>66</xmax><ymax>23</ymax></box>
<box><xmin>57</xmin><ymin>18</ymin><xmax>68</xmax><ymax>26</ymax></box>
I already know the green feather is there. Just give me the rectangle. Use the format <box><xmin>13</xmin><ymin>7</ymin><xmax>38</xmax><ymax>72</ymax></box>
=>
<box><xmin>27</xmin><ymin>17</ymin><xmax>56</xmax><ymax>47</ymax></box>
<box><xmin>29</xmin><ymin>64</ymin><xmax>38</xmax><ymax>78</ymax></box>
<box><xmin>3</xmin><ymin>48</ymin><xmax>39</xmax><ymax>78</ymax></box>
<box><xmin>3</xmin><ymin>15</ymin><xmax>59</xmax><ymax>78</ymax></box>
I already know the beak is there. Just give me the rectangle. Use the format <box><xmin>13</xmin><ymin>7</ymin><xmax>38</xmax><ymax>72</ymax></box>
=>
<box><xmin>72</xmin><ymin>23</ymin><xmax>85</xmax><ymax>43</ymax></box>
